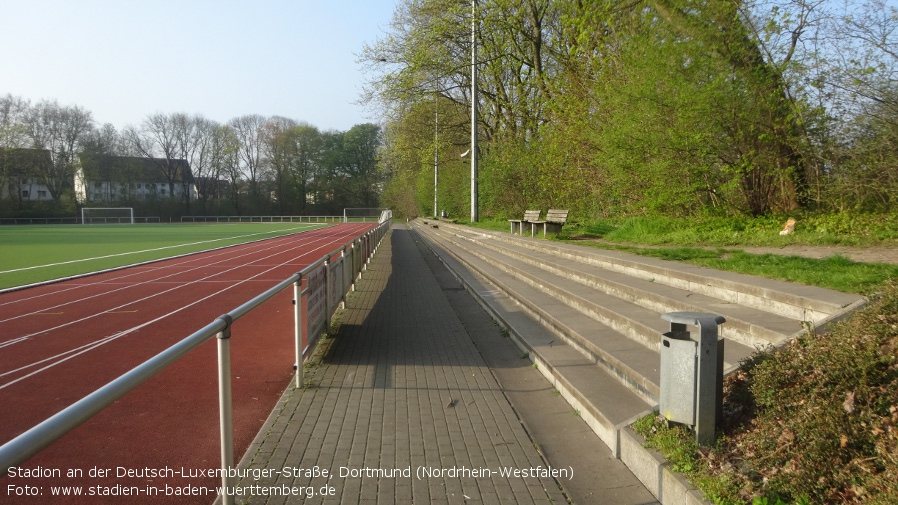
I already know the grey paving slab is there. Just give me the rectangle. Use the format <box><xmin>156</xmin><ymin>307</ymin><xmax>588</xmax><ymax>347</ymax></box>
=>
<box><xmin>232</xmin><ymin>226</ymin><xmax>572</xmax><ymax>504</ymax></box>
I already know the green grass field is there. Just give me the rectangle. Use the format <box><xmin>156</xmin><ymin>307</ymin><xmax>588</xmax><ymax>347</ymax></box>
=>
<box><xmin>0</xmin><ymin>223</ymin><xmax>331</xmax><ymax>290</ymax></box>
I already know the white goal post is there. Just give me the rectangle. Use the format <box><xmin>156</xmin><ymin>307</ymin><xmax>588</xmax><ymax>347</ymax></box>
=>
<box><xmin>81</xmin><ymin>207</ymin><xmax>135</xmax><ymax>224</ymax></box>
<box><xmin>343</xmin><ymin>208</ymin><xmax>390</xmax><ymax>223</ymax></box>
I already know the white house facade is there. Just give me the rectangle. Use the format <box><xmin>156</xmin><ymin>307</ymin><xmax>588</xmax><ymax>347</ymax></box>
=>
<box><xmin>75</xmin><ymin>155</ymin><xmax>197</xmax><ymax>204</ymax></box>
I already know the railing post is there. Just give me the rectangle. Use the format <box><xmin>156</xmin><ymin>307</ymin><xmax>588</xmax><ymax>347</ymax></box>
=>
<box><xmin>339</xmin><ymin>250</ymin><xmax>346</xmax><ymax>311</ymax></box>
<box><xmin>294</xmin><ymin>275</ymin><xmax>303</xmax><ymax>389</ymax></box>
<box><xmin>216</xmin><ymin>314</ymin><xmax>235</xmax><ymax>505</ymax></box>
<box><xmin>350</xmin><ymin>243</ymin><xmax>357</xmax><ymax>292</ymax></box>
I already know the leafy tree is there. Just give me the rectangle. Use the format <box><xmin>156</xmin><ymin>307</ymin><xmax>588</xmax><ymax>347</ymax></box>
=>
<box><xmin>342</xmin><ymin>123</ymin><xmax>384</xmax><ymax>208</ymax></box>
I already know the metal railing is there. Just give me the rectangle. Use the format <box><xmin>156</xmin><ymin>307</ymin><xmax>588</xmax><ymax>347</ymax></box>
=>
<box><xmin>180</xmin><ymin>215</ymin><xmax>344</xmax><ymax>223</ymax></box>
<box><xmin>0</xmin><ymin>217</ymin><xmax>391</xmax><ymax>505</ymax></box>
<box><xmin>0</xmin><ymin>217</ymin><xmax>161</xmax><ymax>225</ymax></box>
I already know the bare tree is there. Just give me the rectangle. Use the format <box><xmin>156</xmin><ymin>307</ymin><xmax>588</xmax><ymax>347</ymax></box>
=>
<box><xmin>0</xmin><ymin>94</ymin><xmax>32</xmax><ymax>149</ymax></box>
<box><xmin>0</xmin><ymin>94</ymin><xmax>33</xmax><ymax>203</ymax></box>
<box><xmin>261</xmin><ymin>116</ymin><xmax>298</xmax><ymax>215</ymax></box>
<box><xmin>124</xmin><ymin>113</ymin><xmax>184</xmax><ymax>201</ymax></box>
<box><xmin>182</xmin><ymin>115</ymin><xmax>221</xmax><ymax>214</ymax></box>
<box><xmin>228</xmin><ymin>114</ymin><xmax>269</xmax><ymax>206</ymax></box>
<box><xmin>25</xmin><ymin>99</ymin><xmax>93</xmax><ymax>200</ymax></box>
<box><xmin>210</xmin><ymin>124</ymin><xmax>242</xmax><ymax>213</ymax></box>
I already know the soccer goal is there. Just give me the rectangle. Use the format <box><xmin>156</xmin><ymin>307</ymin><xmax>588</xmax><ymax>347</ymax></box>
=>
<box><xmin>343</xmin><ymin>208</ymin><xmax>390</xmax><ymax>223</ymax></box>
<box><xmin>81</xmin><ymin>207</ymin><xmax>135</xmax><ymax>224</ymax></box>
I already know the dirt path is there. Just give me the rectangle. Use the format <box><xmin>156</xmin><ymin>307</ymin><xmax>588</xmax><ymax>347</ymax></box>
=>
<box><xmin>578</xmin><ymin>239</ymin><xmax>898</xmax><ymax>265</ymax></box>
<box><xmin>731</xmin><ymin>244</ymin><xmax>898</xmax><ymax>265</ymax></box>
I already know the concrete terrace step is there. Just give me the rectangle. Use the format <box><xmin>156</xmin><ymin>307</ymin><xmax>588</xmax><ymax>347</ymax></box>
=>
<box><xmin>410</xmin><ymin>223</ymin><xmax>654</xmax><ymax>454</ymax></box>
<box><xmin>444</xmin><ymin>223</ymin><xmax>865</xmax><ymax>326</ymax></box>
<box><xmin>422</xmin><ymin>223</ymin><xmax>665</xmax><ymax>401</ymax></box>
<box><xmin>425</xmin><ymin>224</ymin><xmax>805</xmax><ymax>350</ymax></box>
<box><xmin>409</xmin><ymin>218</ymin><xmax>868</xmax><ymax>503</ymax></box>
<box><xmin>409</xmin><ymin>218</ymin><xmax>866</xmax><ymax>433</ymax></box>
<box><xmin>418</xmin><ymin>223</ymin><xmax>760</xmax><ymax>359</ymax></box>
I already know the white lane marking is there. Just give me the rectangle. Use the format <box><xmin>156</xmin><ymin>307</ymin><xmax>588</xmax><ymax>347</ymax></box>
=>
<box><xmin>0</xmin><ymin>224</ymin><xmax>377</xmax><ymax>387</ymax></box>
<box><xmin>0</xmin><ymin>232</ymin><xmax>308</xmax><ymax>326</ymax></box>
<box><xmin>0</xmin><ymin>231</ymin><xmax>335</xmax><ymax>342</ymax></box>
<box><xmin>0</xmin><ymin>229</ymin><xmax>312</xmax><ymax>309</ymax></box>
<box><xmin>0</xmin><ymin>225</ymin><xmax>318</xmax><ymax>275</ymax></box>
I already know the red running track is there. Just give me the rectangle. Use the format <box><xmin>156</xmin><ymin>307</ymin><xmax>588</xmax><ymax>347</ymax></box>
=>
<box><xmin>0</xmin><ymin>223</ymin><xmax>378</xmax><ymax>504</ymax></box>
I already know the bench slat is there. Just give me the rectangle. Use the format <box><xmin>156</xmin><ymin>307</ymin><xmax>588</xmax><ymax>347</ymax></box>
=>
<box><xmin>546</xmin><ymin>209</ymin><xmax>569</xmax><ymax>223</ymax></box>
<box><xmin>509</xmin><ymin>210</ymin><xmax>542</xmax><ymax>236</ymax></box>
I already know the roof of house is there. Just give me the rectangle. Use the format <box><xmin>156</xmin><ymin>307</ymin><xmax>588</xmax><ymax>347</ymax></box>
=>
<box><xmin>78</xmin><ymin>154</ymin><xmax>194</xmax><ymax>184</ymax></box>
<box><xmin>0</xmin><ymin>148</ymin><xmax>53</xmax><ymax>176</ymax></box>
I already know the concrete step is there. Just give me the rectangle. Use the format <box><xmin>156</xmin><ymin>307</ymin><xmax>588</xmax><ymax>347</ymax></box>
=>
<box><xmin>429</xmin><ymin>225</ymin><xmax>806</xmax><ymax>349</ymax></box>
<box><xmin>416</xmin><ymin>222</ymin><xmax>755</xmax><ymax>400</ymax></box>
<box><xmin>410</xmin><ymin>218</ymin><xmax>868</xmax><ymax>504</ymax></box>
<box><xmin>428</xmin><ymin>221</ymin><xmax>865</xmax><ymax>327</ymax></box>
<box><xmin>411</xmin><ymin>223</ymin><xmax>653</xmax><ymax>454</ymax></box>
<box><xmin>411</xmin><ymin>218</ymin><xmax>865</xmax><ymax>405</ymax></box>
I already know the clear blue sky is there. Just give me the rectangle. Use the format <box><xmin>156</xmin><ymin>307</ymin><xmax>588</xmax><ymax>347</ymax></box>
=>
<box><xmin>0</xmin><ymin>0</ymin><xmax>398</xmax><ymax>132</ymax></box>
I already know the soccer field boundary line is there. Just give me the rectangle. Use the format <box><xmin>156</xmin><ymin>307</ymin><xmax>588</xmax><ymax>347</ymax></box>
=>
<box><xmin>0</xmin><ymin>224</ymin><xmax>332</xmax><ymax>295</ymax></box>
<box><xmin>0</xmin><ymin>231</ymin><xmax>307</xmax><ymax>322</ymax></box>
<box><xmin>0</xmin><ymin>226</ymin><xmax>354</xmax><ymax>337</ymax></box>
<box><xmin>0</xmin><ymin>228</ymin><xmax>333</xmax><ymax>311</ymax></box>
<box><xmin>0</xmin><ymin>225</ymin><xmax>366</xmax><ymax>389</ymax></box>
<box><xmin>0</xmin><ymin>224</ymin><xmax>321</xmax><ymax>275</ymax></box>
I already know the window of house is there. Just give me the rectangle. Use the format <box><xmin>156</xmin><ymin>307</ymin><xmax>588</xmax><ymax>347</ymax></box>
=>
<box><xmin>37</xmin><ymin>190</ymin><xmax>47</xmax><ymax>199</ymax></box>
<box><xmin>22</xmin><ymin>190</ymin><xmax>29</xmax><ymax>198</ymax></box>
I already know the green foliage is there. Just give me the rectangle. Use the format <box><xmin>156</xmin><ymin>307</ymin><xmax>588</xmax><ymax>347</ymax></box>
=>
<box><xmin>584</xmin><ymin>213</ymin><xmax>898</xmax><ymax>247</ymax></box>
<box><xmin>739</xmin><ymin>282</ymin><xmax>898</xmax><ymax>503</ymax></box>
<box><xmin>368</xmin><ymin>0</ymin><xmax>898</xmax><ymax>221</ymax></box>
<box><xmin>635</xmin><ymin>282</ymin><xmax>898</xmax><ymax>504</ymax></box>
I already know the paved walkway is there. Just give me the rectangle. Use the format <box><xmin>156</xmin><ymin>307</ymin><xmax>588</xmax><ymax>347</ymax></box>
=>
<box><xmin>233</xmin><ymin>225</ymin><xmax>654</xmax><ymax>504</ymax></box>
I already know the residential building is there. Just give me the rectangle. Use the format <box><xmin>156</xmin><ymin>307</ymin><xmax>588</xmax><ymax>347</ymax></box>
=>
<box><xmin>0</xmin><ymin>148</ymin><xmax>55</xmax><ymax>202</ymax></box>
<box><xmin>75</xmin><ymin>154</ymin><xmax>197</xmax><ymax>204</ymax></box>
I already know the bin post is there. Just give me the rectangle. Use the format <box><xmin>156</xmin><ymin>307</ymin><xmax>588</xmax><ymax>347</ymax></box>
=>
<box><xmin>660</xmin><ymin>312</ymin><xmax>725</xmax><ymax>446</ymax></box>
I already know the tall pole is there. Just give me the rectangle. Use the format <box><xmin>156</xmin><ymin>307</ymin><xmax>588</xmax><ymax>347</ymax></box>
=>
<box><xmin>470</xmin><ymin>0</ymin><xmax>479</xmax><ymax>222</ymax></box>
<box><xmin>434</xmin><ymin>95</ymin><xmax>439</xmax><ymax>218</ymax></box>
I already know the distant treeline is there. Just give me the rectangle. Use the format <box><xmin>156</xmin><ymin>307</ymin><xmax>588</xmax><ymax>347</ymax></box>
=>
<box><xmin>1</xmin><ymin>94</ymin><xmax>384</xmax><ymax>219</ymax></box>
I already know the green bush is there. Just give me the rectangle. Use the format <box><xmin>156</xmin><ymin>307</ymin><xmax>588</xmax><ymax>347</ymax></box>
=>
<box><xmin>741</xmin><ymin>282</ymin><xmax>898</xmax><ymax>503</ymax></box>
<box><xmin>635</xmin><ymin>282</ymin><xmax>898</xmax><ymax>504</ymax></box>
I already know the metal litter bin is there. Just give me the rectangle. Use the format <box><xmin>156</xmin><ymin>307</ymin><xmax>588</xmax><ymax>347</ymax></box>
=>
<box><xmin>659</xmin><ymin>312</ymin><xmax>725</xmax><ymax>446</ymax></box>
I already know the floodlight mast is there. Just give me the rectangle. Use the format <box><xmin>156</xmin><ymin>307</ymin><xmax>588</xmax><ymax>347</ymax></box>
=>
<box><xmin>470</xmin><ymin>0</ymin><xmax>479</xmax><ymax>223</ymax></box>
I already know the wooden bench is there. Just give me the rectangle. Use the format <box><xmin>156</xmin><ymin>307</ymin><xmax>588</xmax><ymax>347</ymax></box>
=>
<box><xmin>508</xmin><ymin>210</ymin><xmax>541</xmax><ymax>236</ymax></box>
<box><xmin>531</xmin><ymin>209</ymin><xmax>569</xmax><ymax>237</ymax></box>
